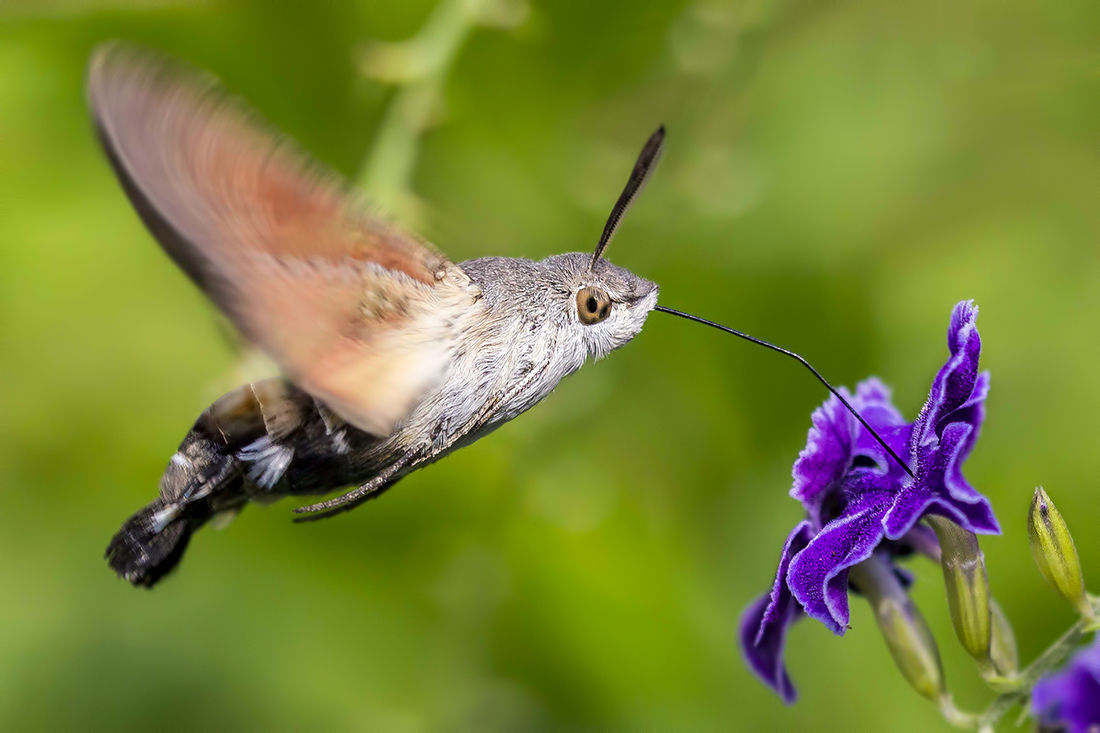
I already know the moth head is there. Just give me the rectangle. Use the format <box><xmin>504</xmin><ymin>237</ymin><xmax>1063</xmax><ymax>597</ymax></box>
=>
<box><xmin>547</xmin><ymin>125</ymin><xmax>665</xmax><ymax>358</ymax></box>
<box><xmin>542</xmin><ymin>252</ymin><xmax>658</xmax><ymax>360</ymax></box>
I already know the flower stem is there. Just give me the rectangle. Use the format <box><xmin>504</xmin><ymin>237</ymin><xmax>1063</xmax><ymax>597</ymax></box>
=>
<box><xmin>933</xmin><ymin>595</ymin><xmax>1100</xmax><ymax>729</ymax></box>
<box><xmin>973</xmin><ymin>596</ymin><xmax>1100</xmax><ymax>729</ymax></box>
<box><xmin>937</xmin><ymin>695</ymin><xmax>981</xmax><ymax>729</ymax></box>
<box><xmin>356</xmin><ymin>0</ymin><xmax>525</xmax><ymax>224</ymax></box>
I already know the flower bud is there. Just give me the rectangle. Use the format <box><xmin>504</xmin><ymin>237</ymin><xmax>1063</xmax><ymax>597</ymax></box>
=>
<box><xmin>989</xmin><ymin>599</ymin><xmax>1018</xmax><ymax>678</ymax></box>
<box><xmin>850</xmin><ymin>555</ymin><xmax>945</xmax><ymax>701</ymax></box>
<box><xmin>926</xmin><ymin>516</ymin><xmax>991</xmax><ymax>663</ymax></box>
<box><xmin>1028</xmin><ymin>487</ymin><xmax>1090</xmax><ymax>618</ymax></box>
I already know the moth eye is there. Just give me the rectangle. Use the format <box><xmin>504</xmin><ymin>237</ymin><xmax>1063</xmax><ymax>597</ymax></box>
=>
<box><xmin>576</xmin><ymin>286</ymin><xmax>612</xmax><ymax>325</ymax></box>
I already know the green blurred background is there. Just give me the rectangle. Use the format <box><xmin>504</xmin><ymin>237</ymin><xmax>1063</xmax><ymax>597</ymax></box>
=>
<box><xmin>0</xmin><ymin>0</ymin><xmax>1095</xmax><ymax>730</ymax></box>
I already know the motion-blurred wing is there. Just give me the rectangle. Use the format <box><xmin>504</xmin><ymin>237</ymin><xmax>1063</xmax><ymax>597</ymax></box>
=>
<box><xmin>88</xmin><ymin>43</ymin><xmax>478</xmax><ymax>436</ymax></box>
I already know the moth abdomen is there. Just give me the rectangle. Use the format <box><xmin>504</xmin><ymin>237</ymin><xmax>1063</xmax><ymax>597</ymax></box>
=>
<box><xmin>106</xmin><ymin>423</ymin><xmax>244</xmax><ymax>587</ymax></box>
<box><xmin>103</xmin><ymin>385</ymin><xmax>262</xmax><ymax>585</ymax></box>
<box><xmin>105</xmin><ymin>380</ymin><xmax>287</xmax><ymax>586</ymax></box>
<box><xmin>105</xmin><ymin>379</ymin><xmax>396</xmax><ymax>586</ymax></box>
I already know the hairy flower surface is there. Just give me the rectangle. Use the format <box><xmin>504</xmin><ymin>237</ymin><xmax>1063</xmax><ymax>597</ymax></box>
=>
<box><xmin>740</xmin><ymin>301</ymin><xmax>999</xmax><ymax>702</ymax></box>
<box><xmin>1032</xmin><ymin>634</ymin><xmax>1100</xmax><ymax>732</ymax></box>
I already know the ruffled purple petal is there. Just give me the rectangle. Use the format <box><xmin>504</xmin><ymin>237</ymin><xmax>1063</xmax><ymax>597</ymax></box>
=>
<box><xmin>791</xmin><ymin>392</ymin><xmax>857</xmax><ymax>514</ymax></box>
<box><xmin>883</xmin><ymin>422</ymin><xmax>999</xmax><ymax>538</ymax></box>
<box><xmin>786</xmin><ymin>496</ymin><xmax>890</xmax><ymax>634</ymax></box>
<box><xmin>911</xmin><ymin>301</ymin><xmax>981</xmax><ymax>451</ymax></box>
<box><xmin>739</xmin><ymin>596</ymin><xmax>798</xmax><ymax>704</ymax></box>
<box><xmin>885</xmin><ymin>490</ymin><xmax>1000</xmax><ymax>541</ymax></box>
<box><xmin>739</xmin><ymin>521</ymin><xmax>813</xmax><ymax>703</ymax></box>
<box><xmin>944</xmin><ymin>371</ymin><xmax>989</xmax><ymax>485</ymax></box>
<box><xmin>852</xmin><ymin>378</ymin><xmax>906</xmax><ymax>432</ymax></box>
<box><xmin>854</xmin><ymin>425</ymin><xmax>912</xmax><ymax>473</ymax></box>
<box><xmin>853</xmin><ymin>378</ymin><xmax>904</xmax><ymax>424</ymax></box>
<box><xmin>755</xmin><ymin>521</ymin><xmax>815</xmax><ymax>643</ymax></box>
<box><xmin>885</xmin><ymin>305</ymin><xmax>998</xmax><ymax>540</ymax></box>
<box><xmin>850</xmin><ymin>379</ymin><xmax>912</xmax><ymax>475</ymax></box>
<box><xmin>1032</xmin><ymin>635</ymin><xmax>1100</xmax><ymax>732</ymax></box>
<box><xmin>935</xmin><ymin>422</ymin><xmax>987</xmax><ymax>505</ymax></box>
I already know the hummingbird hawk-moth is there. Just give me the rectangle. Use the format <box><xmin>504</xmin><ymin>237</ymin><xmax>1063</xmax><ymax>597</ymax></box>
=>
<box><xmin>91</xmin><ymin>44</ymin><xmax>663</xmax><ymax>587</ymax></box>
<box><xmin>93</xmin><ymin>44</ymin><xmax>911</xmax><ymax>588</ymax></box>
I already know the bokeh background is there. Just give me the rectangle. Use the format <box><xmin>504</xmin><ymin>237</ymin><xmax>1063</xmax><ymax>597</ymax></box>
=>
<box><xmin>0</xmin><ymin>0</ymin><xmax>1095</xmax><ymax>730</ymax></box>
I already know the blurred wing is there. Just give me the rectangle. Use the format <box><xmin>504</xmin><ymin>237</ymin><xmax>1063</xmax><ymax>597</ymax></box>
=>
<box><xmin>87</xmin><ymin>43</ymin><xmax>479</xmax><ymax>435</ymax></box>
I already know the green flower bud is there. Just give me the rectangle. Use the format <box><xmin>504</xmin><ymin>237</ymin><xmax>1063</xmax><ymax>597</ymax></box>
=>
<box><xmin>988</xmin><ymin>599</ymin><xmax>1018</xmax><ymax>678</ymax></box>
<box><xmin>927</xmin><ymin>516</ymin><xmax>991</xmax><ymax>663</ymax></box>
<box><xmin>1028</xmin><ymin>487</ymin><xmax>1090</xmax><ymax>618</ymax></box>
<box><xmin>850</xmin><ymin>555</ymin><xmax>945</xmax><ymax>701</ymax></box>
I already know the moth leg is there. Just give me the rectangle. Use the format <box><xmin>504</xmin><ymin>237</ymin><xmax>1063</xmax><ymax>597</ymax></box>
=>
<box><xmin>290</xmin><ymin>453</ymin><xmax>416</xmax><ymax>521</ymax></box>
<box><xmin>291</xmin><ymin>365</ymin><xmax>548</xmax><ymax>522</ymax></box>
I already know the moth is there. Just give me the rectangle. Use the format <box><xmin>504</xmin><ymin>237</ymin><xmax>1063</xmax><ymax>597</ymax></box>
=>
<box><xmin>91</xmin><ymin>44</ymin><xmax>664</xmax><ymax>587</ymax></box>
<box><xmin>92</xmin><ymin>44</ymin><xmax>910</xmax><ymax>588</ymax></box>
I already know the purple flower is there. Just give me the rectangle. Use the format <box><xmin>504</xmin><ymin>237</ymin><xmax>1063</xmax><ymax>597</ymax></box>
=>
<box><xmin>740</xmin><ymin>301</ymin><xmax>999</xmax><ymax>703</ymax></box>
<box><xmin>1032</xmin><ymin>635</ymin><xmax>1100</xmax><ymax>732</ymax></box>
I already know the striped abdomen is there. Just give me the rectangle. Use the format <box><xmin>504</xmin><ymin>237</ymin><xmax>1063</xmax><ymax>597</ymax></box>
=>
<box><xmin>106</xmin><ymin>378</ymin><xmax>386</xmax><ymax>586</ymax></box>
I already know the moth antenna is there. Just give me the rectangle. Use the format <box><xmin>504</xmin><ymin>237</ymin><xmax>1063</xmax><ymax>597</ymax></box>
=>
<box><xmin>589</xmin><ymin>125</ymin><xmax>666</xmax><ymax>271</ymax></box>
<box><xmin>654</xmin><ymin>305</ymin><xmax>915</xmax><ymax>478</ymax></box>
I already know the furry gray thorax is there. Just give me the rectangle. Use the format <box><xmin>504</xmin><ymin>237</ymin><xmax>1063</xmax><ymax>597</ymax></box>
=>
<box><xmin>441</xmin><ymin>252</ymin><xmax>659</xmax><ymax>435</ymax></box>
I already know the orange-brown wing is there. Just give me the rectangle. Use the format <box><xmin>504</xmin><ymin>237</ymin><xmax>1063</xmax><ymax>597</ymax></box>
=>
<box><xmin>88</xmin><ymin>43</ymin><xmax>479</xmax><ymax>436</ymax></box>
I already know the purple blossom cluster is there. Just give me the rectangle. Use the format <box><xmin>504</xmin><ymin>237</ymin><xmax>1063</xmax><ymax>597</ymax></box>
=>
<box><xmin>740</xmin><ymin>301</ymin><xmax>999</xmax><ymax>702</ymax></box>
<box><xmin>1032</xmin><ymin>634</ymin><xmax>1100</xmax><ymax>732</ymax></box>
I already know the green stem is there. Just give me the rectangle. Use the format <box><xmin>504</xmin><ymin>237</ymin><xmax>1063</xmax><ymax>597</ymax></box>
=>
<box><xmin>937</xmin><ymin>595</ymin><xmax>1099</xmax><ymax>729</ymax></box>
<box><xmin>938</xmin><ymin>695</ymin><xmax>981</xmax><ymax>729</ymax></box>
<box><xmin>974</xmin><ymin>595</ymin><xmax>1100</xmax><ymax>729</ymax></box>
<box><xmin>356</xmin><ymin>0</ymin><xmax>522</xmax><ymax>223</ymax></box>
